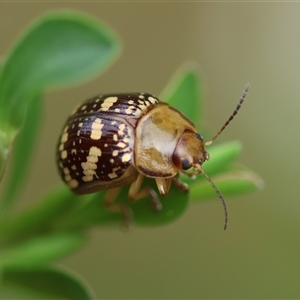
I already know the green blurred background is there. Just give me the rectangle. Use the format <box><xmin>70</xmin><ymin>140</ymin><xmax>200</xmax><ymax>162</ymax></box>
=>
<box><xmin>0</xmin><ymin>2</ymin><xmax>299</xmax><ymax>299</ymax></box>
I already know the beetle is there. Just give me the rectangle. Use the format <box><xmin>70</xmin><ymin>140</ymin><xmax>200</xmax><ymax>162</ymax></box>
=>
<box><xmin>57</xmin><ymin>84</ymin><xmax>250</xmax><ymax>229</ymax></box>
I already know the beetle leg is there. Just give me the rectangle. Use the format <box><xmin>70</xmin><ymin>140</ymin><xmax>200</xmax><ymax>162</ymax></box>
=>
<box><xmin>128</xmin><ymin>174</ymin><xmax>162</xmax><ymax>211</ymax></box>
<box><xmin>155</xmin><ymin>178</ymin><xmax>172</xmax><ymax>195</ymax></box>
<box><xmin>172</xmin><ymin>174</ymin><xmax>189</xmax><ymax>192</ymax></box>
<box><xmin>104</xmin><ymin>187</ymin><xmax>133</xmax><ymax>228</ymax></box>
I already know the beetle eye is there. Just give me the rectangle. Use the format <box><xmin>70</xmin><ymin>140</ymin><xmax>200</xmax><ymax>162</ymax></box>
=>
<box><xmin>181</xmin><ymin>159</ymin><xmax>190</xmax><ymax>170</ymax></box>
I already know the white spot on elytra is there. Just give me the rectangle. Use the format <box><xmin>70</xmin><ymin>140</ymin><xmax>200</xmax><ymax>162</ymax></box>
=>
<box><xmin>148</xmin><ymin>96</ymin><xmax>157</xmax><ymax>104</ymax></box>
<box><xmin>100</xmin><ymin>96</ymin><xmax>118</xmax><ymax>111</ymax></box>
<box><xmin>61</xmin><ymin>132</ymin><xmax>68</xmax><ymax>143</ymax></box>
<box><xmin>68</xmin><ymin>179</ymin><xmax>79</xmax><ymax>189</ymax></box>
<box><xmin>90</xmin><ymin>118</ymin><xmax>104</xmax><ymax>140</ymax></box>
<box><xmin>122</xmin><ymin>153</ymin><xmax>131</xmax><ymax>163</ymax></box>
<box><xmin>125</xmin><ymin>105</ymin><xmax>135</xmax><ymax>115</ymax></box>
<box><xmin>108</xmin><ymin>168</ymin><xmax>119</xmax><ymax>179</ymax></box>
<box><xmin>61</xmin><ymin>150</ymin><xmax>67</xmax><ymax>159</ymax></box>
<box><xmin>117</xmin><ymin>142</ymin><xmax>126</xmax><ymax>148</ymax></box>
<box><xmin>138</xmin><ymin>103</ymin><xmax>147</xmax><ymax>111</ymax></box>
<box><xmin>132</xmin><ymin>108</ymin><xmax>143</xmax><ymax>116</ymax></box>
<box><xmin>118</xmin><ymin>123</ymin><xmax>126</xmax><ymax>136</ymax></box>
<box><xmin>81</xmin><ymin>146</ymin><xmax>102</xmax><ymax>182</ymax></box>
<box><xmin>64</xmin><ymin>174</ymin><xmax>71</xmax><ymax>182</ymax></box>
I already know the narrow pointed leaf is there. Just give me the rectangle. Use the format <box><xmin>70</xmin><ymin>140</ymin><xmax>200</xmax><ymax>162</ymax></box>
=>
<box><xmin>160</xmin><ymin>63</ymin><xmax>202</xmax><ymax>126</ymax></box>
<box><xmin>0</xmin><ymin>132</ymin><xmax>9</xmax><ymax>183</ymax></box>
<box><xmin>0</xmin><ymin>11</ymin><xmax>120</xmax><ymax>136</ymax></box>
<box><xmin>1</xmin><ymin>265</ymin><xmax>94</xmax><ymax>299</ymax></box>
<box><xmin>190</xmin><ymin>169</ymin><xmax>264</xmax><ymax>201</ymax></box>
<box><xmin>1</xmin><ymin>94</ymin><xmax>42</xmax><ymax>208</ymax></box>
<box><xmin>203</xmin><ymin>140</ymin><xmax>243</xmax><ymax>175</ymax></box>
<box><xmin>0</xmin><ymin>185</ymin><xmax>83</xmax><ymax>241</ymax></box>
<box><xmin>0</xmin><ymin>232</ymin><xmax>86</xmax><ymax>267</ymax></box>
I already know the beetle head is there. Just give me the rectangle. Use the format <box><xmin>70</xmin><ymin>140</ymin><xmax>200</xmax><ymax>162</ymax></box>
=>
<box><xmin>172</xmin><ymin>130</ymin><xmax>208</xmax><ymax>172</ymax></box>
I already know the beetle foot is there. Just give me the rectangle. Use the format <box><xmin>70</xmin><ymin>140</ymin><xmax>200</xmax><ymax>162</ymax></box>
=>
<box><xmin>149</xmin><ymin>189</ymin><xmax>162</xmax><ymax>212</ymax></box>
<box><xmin>172</xmin><ymin>176</ymin><xmax>189</xmax><ymax>193</ymax></box>
<box><xmin>120</xmin><ymin>205</ymin><xmax>134</xmax><ymax>229</ymax></box>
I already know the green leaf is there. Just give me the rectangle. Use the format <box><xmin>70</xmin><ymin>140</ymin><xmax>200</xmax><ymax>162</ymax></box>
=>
<box><xmin>0</xmin><ymin>60</ymin><xmax>4</xmax><ymax>179</ymax></box>
<box><xmin>0</xmin><ymin>11</ymin><xmax>120</xmax><ymax>136</ymax></box>
<box><xmin>0</xmin><ymin>132</ymin><xmax>9</xmax><ymax>183</ymax></box>
<box><xmin>202</xmin><ymin>140</ymin><xmax>243</xmax><ymax>176</ymax></box>
<box><xmin>0</xmin><ymin>185</ymin><xmax>83</xmax><ymax>242</ymax></box>
<box><xmin>1</xmin><ymin>94</ymin><xmax>43</xmax><ymax>209</ymax></box>
<box><xmin>0</xmin><ymin>11</ymin><xmax>120</xmax><ymax>183</ymax></box>
<box><xmin>1</xmin><ymin>265</ymin><xmax>95</xmax><ymax>299</ymax></box>
<box><xmin>58</xmin><ymin>177</ymin><xmax>189</xmax><ymax>229</ymax></box>
<box><xmin>0</xmin><ymin>232</ymin><xmax>86</xmax><ymax>267</ymax></box>
<box><xmin>160</xmin><ymin>62</ymin><xmax>202</xmax><ymax>127</ymax></box>
<box><xmin>190</xmin><ymin>168</ymin><xmax>264</xmax><ymax>201</ymax></box>
<box><xmin>128</xmin><ymin>177</ymin><xmax>189</xmax><ymax>226</ymax></box>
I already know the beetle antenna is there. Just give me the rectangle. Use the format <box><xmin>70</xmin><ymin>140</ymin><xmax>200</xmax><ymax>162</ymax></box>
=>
<box><xmin>205</xmin><ymin>83</ymin><xmax>250</xmax><ymax>146</ymax></box>
<box><xmin>198</xmin><ymin>165</ymin><xmax>228</xmax><ymax>230</ymax></box>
